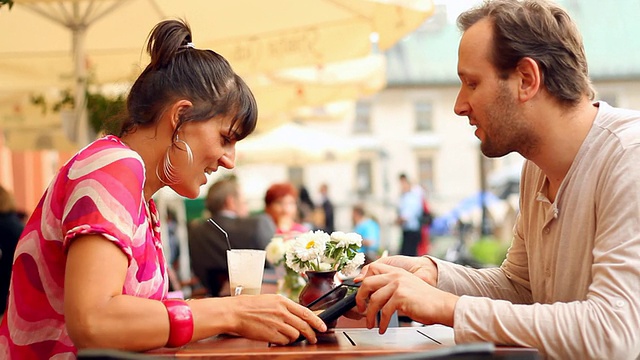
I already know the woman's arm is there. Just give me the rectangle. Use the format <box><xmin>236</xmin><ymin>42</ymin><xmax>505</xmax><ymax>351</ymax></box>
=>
<box><xmin>64</xmin><ymin>235</ymin><xmax>326</xmax><ymax>351</ymax></box>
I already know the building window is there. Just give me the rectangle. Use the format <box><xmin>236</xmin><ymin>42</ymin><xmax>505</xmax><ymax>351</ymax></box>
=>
<box><xmin>353</xmin><ymin>101</ymin><xmax>372</xmax><ymax>134</ymax></box>
<box><xmin>415</xmin><ymin>100</ymin><xmax>434</xmax><ymax>132</ymax></box>
<box><xmin>417</xmin><ymin>156</ymin><xmax>434</xmax><ymax>194</ymax></box>
<box><xmin>355</xmin><ymin>160</ymin><xmax>373</xmax><ymax>196</ymax></box>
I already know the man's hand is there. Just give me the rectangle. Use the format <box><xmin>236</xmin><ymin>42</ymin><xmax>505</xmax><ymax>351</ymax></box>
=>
<box><xmin>359</xmin><ymin>255</ymin><xmax>439</xmax><ymax>286</ymax></box>
<box><xmin>354</xmin><ymin>262</ymin><xmax>458</xmax><ymax>333</ymax></box>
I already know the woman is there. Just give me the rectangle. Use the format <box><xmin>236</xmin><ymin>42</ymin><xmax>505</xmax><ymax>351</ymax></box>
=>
<box><xmin>264</xmin><ymin>183</ymin><xmax>309</xmax><ymax>237</ymax></box>
<box><xmin>0</xmin><ymin>20</ymin><xmax>325</xmax><ymax>358</ymax></box>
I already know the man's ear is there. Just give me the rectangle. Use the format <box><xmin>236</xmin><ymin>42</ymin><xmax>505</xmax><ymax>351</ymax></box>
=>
<box><xmin>169</xmin><ymin>99</ymin><xmax>193</xmax><ymax>131</ymax></box>
<box><xmin>515</xmin><ymin>57</ymin><xmax>541</xmax><ymax>102</ymax></box>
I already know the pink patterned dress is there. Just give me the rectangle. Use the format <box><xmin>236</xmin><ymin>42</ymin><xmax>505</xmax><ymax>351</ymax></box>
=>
<box><xmin>0</xmin><ymin>135</ymin><xmax>168</xmax><ymax>359</ymax></box>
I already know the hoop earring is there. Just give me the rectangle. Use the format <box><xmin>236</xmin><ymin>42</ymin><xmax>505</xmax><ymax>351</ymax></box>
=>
<box><xmin>174</xmin><ymin>134</ymin><xmax>194</xmax><ymax>166</ymax></box>
<box><xmin>155</xmin><ymin>134</ymin><xmax>194</xmax><ymax>186</ymax></box>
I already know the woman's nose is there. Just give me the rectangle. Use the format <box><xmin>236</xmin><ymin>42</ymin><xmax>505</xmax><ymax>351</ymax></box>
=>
<box><xmin>219</xmin><ymin>145</ymin><xmax>236</xmax><ymax>169</ymax></box>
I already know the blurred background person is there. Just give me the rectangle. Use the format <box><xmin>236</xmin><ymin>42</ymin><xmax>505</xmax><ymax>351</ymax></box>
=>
<box><xmin>0</xmin><ymin>185</ymin><xmax>24</xmax><ymax>319</ymax></box>
<box><xmin>297</xmin><ymin>185</ymin><xmax>316</xmax><ymax>231</ymax></box>
<box><xmin>264</xmin><ymin>182</ymin><xmax>309</xmax><ymax>237</ymax></box>
<box><xmin>352</xmin><ymin>204</ymin><xmax>380</xmax><ymax>264</ymax></box>
<box><xmin>317</xmin><ymin>183</ymin><xmax>335</xmax><ymax>233</ymax></box>
<box><xmin>396</xmin><ymin>173</ymin><xmax>424</xmax><ymax>256</ymax></box>
<box><xmin>189</xmin><ymin>176</ymin><xmax>275</xmax><ymax>296</ymax></box>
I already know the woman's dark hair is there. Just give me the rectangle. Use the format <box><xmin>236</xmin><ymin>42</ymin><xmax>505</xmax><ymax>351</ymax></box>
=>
<box><xmin>118</xmin><ymin>19</ymin><xmax>258</xmax><ymax>141</ymax></box>
<box><xmin>457</xmin><ymin>0</ymin><xmax>594</xmax><ymax>106</ymax></box>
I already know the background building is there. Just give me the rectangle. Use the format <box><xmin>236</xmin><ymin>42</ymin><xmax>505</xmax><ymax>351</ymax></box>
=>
<box><xmin>229</xmin><ymin>0</ymin><xmax>640</xmax><ymax>254</ymax></box>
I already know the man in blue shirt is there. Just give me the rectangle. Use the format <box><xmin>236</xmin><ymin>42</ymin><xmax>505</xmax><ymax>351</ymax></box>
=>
<box><xmin>396</xmin><ymin>173</ymin><xmax>424</xmax><ymax>256</ymax></box>
<box><xmin>352</xmin><ymin>204</ymin><xmax>380</xmax><ymax>263</ymax></box>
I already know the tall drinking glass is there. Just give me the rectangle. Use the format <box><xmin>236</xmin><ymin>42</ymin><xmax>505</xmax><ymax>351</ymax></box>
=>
<box><xmin>226</xmin><ymin>249</ymin><xmax>266</xmax><ymax>296</ymax></box>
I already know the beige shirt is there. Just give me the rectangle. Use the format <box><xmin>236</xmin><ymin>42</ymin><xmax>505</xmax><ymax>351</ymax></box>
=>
<box><xmin>432</xmin><ymin>102</ymin><xmax>640</xmax><ymax>359</ymax></box>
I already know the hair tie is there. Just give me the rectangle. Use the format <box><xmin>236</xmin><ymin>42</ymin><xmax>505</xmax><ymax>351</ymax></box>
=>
<box><xmin>183</xmin><ymin>42</ymin><xmax>195</xmax><ymax>49</ymax></box>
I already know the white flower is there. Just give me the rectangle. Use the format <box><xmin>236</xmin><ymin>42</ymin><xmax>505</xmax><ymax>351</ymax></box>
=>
<box><xmin>341</xmin><ymin>252</ymin><xmax>366</xmax><ymax>276</ymax></box>
<box><xmin>265</xmin><ymin>237</ymin><xmax>286</xmax><ymax>265</ymax></box>
<box><xmin>291</xmin><ymin>231</ymin><xmax>327</xmax><ymax>261</ymax></box>
<box><xmin>283</xmin><ymin>230</ymin><xmax>363</xmax><ymax>274</ymax></box>
<box><xmin>318</xmin><ymin>261</ymin><xmax>333</xmax><ymax>272</ymax></box>
<box><xmin>330</xmin><ymin>231</ymin><xmax>363</xmax><ymax>248</ymax></box>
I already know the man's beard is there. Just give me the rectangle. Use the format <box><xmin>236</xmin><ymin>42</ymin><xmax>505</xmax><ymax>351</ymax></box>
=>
<box><xmin>480</xmin><ymin>83</ymin><xmax>537</xmax><ymax>158</ymax></box>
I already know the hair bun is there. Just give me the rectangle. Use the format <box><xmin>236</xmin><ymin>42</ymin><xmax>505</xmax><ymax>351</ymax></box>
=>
<box><xmin>146</xmin><ymin>19</ymin><xmax>192</xmax><ymax>69</ymax></box>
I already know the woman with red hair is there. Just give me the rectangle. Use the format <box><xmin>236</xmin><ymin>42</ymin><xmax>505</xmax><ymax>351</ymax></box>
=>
<box><xmin>264</xmin><ymin>183</ymin><xmax>309</xmax><ymax>237</ymax></box>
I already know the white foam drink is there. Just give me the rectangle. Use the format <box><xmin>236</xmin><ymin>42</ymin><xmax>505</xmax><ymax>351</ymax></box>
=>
<box><xmin>227</xmin><ymin>249</ymin><xmax>266</xmax><ymax>296</ymax></box>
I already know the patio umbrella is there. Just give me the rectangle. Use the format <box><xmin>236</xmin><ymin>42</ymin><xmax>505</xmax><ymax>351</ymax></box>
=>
<box><xmin>430</xmin><ymin>191</ymin><xmax>508</xmax><ymax>236</ymax></box>
<box><xmin>250</xmin><ymin>53</ymin><xmax>386</xmax><ymax>125</ymax></box>
<box><xmin>235</xmin><ymin>122</ymin><xmax>357</xmax><ymax>166</ymax></box>
<box><xmin>0</xmin><ymin>0</ymin><xmax>434</xmax><ymax>146</ymax></box>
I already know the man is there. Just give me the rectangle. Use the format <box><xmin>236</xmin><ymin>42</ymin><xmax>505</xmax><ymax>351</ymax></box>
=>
<box><xmin>352</xmin><ymin>204</ymin><xmax>380</xmax><ymax>263</ymax></box>
<box><xmin>355</xmin><ymin>1</ymin><xmax>640</xmax><ymax>359</ymax></box>
<box><xmin>396</xmin><ymin>173</ymin><xmax>424</xmax><ymax>256</ymax></box>
<box><xmin>188</xmin><ymin>176</ymin><xmax>275</xmax><ymax>296</ymax></box>
<box><xmin>318</xmin><ymin>183</ymin><xmax>335</xmax><ymax>233</ymax></box>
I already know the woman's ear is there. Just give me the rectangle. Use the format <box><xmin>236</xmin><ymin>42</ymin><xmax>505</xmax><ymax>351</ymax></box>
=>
<box><xmin>169</xmin><ymin>99</ymin><xmax>193</xmax><ymax>130</ymax></box>
<box><xmin>516</xmin><ymin>57</ymin><xmax>541</xmax><ymax>102</ymax></box>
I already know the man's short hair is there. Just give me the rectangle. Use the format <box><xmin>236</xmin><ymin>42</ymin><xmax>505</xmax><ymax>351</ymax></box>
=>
<box><xmin>457</xmin><ymin>0</ymin><xmax>595</xmax><ymax>106</ymax></box>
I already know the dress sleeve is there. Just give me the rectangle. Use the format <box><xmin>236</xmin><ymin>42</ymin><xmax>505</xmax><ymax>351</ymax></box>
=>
<box><xmin>60</xmin><ymin>146</ymin><xmax>146</xmax><ymax>264</ymax></box>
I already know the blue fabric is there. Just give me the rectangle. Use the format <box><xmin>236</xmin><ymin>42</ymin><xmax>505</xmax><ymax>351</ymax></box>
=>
<box><xmin>398</xmin><ymin>186</ymin><xmax>424</xmax><ymax>231</ymax></box>
<box><xmin>355</xmin><ymin>218</ymin><xmax>380</xmax><ymax>254</ymax></box>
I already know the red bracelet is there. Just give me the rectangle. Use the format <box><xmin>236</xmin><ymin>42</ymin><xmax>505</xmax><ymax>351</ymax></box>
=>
<box><xmin>162</xmin><ymin>299</ymin><xmax>194</xmax><ymax>348</ymax></box>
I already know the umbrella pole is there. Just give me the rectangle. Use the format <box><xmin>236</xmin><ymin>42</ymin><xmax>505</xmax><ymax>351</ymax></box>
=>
<box><xmin>72</xmin><ymin>23</ymin><xmax>90</xmax><ymax>146</ymax></box>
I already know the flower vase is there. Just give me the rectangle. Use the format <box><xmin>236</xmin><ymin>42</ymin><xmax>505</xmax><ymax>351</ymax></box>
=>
<box><xmin>298</xmin><ymin>270</ymin><xmax>339</xmax><ymax>328</ymax></box>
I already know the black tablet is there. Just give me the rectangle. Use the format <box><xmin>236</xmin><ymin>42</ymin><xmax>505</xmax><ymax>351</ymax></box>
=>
<box><xmin>293</xmin><ymin>280</ymin><xmax>360</xmax><ymax>344</ymax></box>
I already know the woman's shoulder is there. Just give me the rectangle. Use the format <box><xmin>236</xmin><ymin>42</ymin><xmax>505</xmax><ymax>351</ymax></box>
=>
<box><xmin>65</xmin><ymin>135</ymin><xmax>146</xmax><ymax>180</ymax></box>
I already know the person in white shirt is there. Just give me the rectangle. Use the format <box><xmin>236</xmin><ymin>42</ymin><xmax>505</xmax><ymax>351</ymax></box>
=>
<box><xmin>354</xmin><ymin>1</ymin><xmax>640</xmax><ymax>359</ymax></box>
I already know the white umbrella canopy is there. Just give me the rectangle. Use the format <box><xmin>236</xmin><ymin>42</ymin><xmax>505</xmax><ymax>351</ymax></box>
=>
<box><xmin>250</xmin><ymin>53</ymin><xmax>386</xmax><ymax>123</ymax></box>
<box><xmin>235</xmin><ymin>122</ymin><xmax>357</xmax><ymax>166</ymax></box>
<box><xmin>0</xmin><ymin>0</ymin><xmax>433</xmax><ymax>147</ymax></box>
<box><xmin>0</xmin><ymin>0</ymin><xmax>433</xmax><ymax>90</ymax></box>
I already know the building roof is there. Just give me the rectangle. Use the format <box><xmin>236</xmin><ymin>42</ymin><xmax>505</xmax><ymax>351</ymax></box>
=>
<box><xmin>386</xmin><ymin>0</ymin><xmax>640</xmax><ymax>86</ymax></box>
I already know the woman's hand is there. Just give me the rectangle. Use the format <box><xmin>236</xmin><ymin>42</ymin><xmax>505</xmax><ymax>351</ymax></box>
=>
<box><xmin>354</xmin><ymin>262</ymin><xmax>458</xmax><ymax>333</ymax></box>
<box><xmin>220</xmin><ymin>294</ymin><xmax>327</xmax><ymax>345</ymax></box>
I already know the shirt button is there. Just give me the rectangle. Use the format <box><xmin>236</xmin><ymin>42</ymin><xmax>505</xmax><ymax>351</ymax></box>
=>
<box><xmin>616</xmin><ymin>300</ymin><xmax>625</xmax><ymax>308</ymax></box>
<box><xmin>543</xmin><ymin>227</ymin><xmax>550</xmax><ymax>234</ymax></box>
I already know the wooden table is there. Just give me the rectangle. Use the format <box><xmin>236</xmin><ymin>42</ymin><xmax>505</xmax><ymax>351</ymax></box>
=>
<box><xmin>145</xmin><ymin>326</ymin><xmax>540</xmax><ymax>359</ymax></box>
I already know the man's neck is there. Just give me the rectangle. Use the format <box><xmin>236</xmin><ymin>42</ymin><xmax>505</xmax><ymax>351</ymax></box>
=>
<box><xmin>525</xmin><ymin>99</ymin><xmax>599</xmax><ymax>196</ymax></box>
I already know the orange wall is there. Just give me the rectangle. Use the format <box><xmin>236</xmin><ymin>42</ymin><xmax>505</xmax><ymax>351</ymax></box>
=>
<box><xmin>1</xmin><ymin>134</ymin><xmax>75</xmax><ymax>216</ymax></box>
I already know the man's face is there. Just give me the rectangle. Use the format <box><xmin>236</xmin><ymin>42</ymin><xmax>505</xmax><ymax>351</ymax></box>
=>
<box><xmin>454</xmin><ymin>18</ymin><xmax>534</xmax><ymax>158</ymax></box>
<box><xmin>232</xmin><ymin>189</ymin><xmax>249</xmax><ymax>217</ymax></box>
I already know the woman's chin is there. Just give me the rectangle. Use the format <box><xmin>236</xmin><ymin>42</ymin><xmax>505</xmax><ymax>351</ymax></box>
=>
<box><xmin>171</xmin><ymin>184</ymin><xmax>200</xmax><ymax>200</ymax></box>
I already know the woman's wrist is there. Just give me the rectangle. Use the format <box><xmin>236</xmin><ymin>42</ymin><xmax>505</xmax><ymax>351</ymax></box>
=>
<box><xmin>162</xmin><ymin>299</ymin><xmax>194</xmax><ymax>348</ymax></box>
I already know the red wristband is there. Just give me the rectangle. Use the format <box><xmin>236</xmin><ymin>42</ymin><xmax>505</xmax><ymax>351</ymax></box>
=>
<box><xmin>162</xmin><ymin>299</ymin><xmax>194</xmax><ymax>348</ymax></box>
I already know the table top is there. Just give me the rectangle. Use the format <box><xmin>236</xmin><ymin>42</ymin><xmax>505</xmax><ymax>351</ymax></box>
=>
<box><xmin>145</xmin><ymin>326</ymin><xmax>539</xmax><ymax>359</ymax></box>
